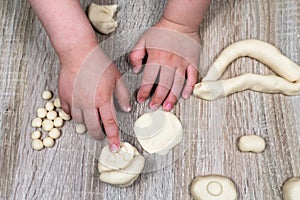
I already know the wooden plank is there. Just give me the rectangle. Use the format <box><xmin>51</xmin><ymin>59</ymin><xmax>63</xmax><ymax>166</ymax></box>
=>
<box><xmin>0</xmin><ymin>0</ymin><xmax>299</xmax><ymax>199</ymax></box>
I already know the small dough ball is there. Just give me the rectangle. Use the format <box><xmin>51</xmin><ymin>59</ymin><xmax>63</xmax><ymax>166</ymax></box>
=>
<box><xmin>37</xmin><ymin>108</ymin><xmax>47</xmax><ymax>118</ymax></box>
<box><xmin>46</xmin><ymin>110</ymin><xmax>57</xmax><ymax>120</ymax></box>
<box><xmin>53</xmin><ymin>117</ymin><xmax>64</xmax><ymax>128</ymax></box>
<box><xmin>191</xmin><ymin>175</ymin><xmax>238</xmax><ymax>200</ymax></box>
<box><xmin>88</xmin><ymin>3</ymin><xmax>118</xmax><ymax>34</ymax></box>
<box><xmin>32</xmin><ymin>139</ymin><xmax>44</xmax><ymax>151</ymax></box>
<box><xmin>49</xmin><ymin>128</ymin><xmax>61</xmax><ymax>139</ymax></box>
<box><xmin>53</xmin><ymin>98</ymin><xmax>61</xmax><ymax>108</ymax></box>
<box><xmin>43</xmin><ymin>137</ymin><xmax>55</xmax><ymax>148</ymax></box>
<box><xmin>59</xmin><ymin>110</ymin><xmax>71</xmax><ymax>121</ymax></box>
<box><xmin>42</xmin><ymin>119</ymin><xmax>54</xmax><ymax>132</ymax></box>
<box><xmin>45</xmin><ymin>101</ymin><xmax>55</xmax><ymax>111</ymax></box>
<box><xmin>98</xmin><ymin>142</ymin><xmax>145</xmax><ymax>187</ymax></box>
<box><xmin>75</xmin><ymin>123</ymin><xmax>87</xmax><ymax>134</ymax></box>
<box><xmin>31</xmin><ymin>130</ymin><xmax>42</xmax><ymax>139</ymax></box>
<box><xmin>42</xmin><ymin>90</ymin><xmax>53</xmax><ymax>100</ymax></box>
<box><xmin>134</xmin><ymin>109</ymin><xmax>183</xmax><ymax>155</ymax></box>
<box><xmin>283</xmin><ymin>177</ymin><xmax>300</xmax><ymax>200</ymax></box>
<box><xmin>31</xmin><ymin>118</ymin><xmax>42</xmax><ymax>128</ymax></box>
<box><xmin>238</xmin><ymin>135</ymin><xmax>266</xmax><ymax>153</ymax></box>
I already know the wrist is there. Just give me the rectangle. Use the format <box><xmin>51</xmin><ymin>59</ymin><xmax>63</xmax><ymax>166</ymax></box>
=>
<box><xmin>158</xmin><ymin>16</ymin><xmax>200</xmax><ymax>34</ymax></box>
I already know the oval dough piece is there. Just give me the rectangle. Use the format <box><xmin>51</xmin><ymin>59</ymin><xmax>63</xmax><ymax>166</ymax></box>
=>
<box><xmin>98</xmin><ymin>142</ymin><xmax>145</xmax><ymax>187</ymax></box>
<box><xmin>134</xmin><ymin>109</ymin><xmax>183</xmax><ymax>155</ymax></box>
<box><xmin>88</xmin><ymin>3</ymin><xmax>118</xmax><ymax>34</ymax></box>
<box><xmin>191</xmin><ymin>175</ymin><xmax>238</xmax><ymax>200</ymax></box>
<box><xmin>238</xmin><ymin>135</ymin><xmax>266</xmax><ymax>153</ymax></box>
<box><xmin>283</xmin><ymin>177</ymin><xmax>300</xmax><ymax>200</ymax></box>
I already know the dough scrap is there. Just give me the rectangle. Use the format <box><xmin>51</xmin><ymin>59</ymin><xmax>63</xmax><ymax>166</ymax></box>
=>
<box><xmin>88</xmin><ymin>3</ymin><xmax>118</xmax><ymax>34</ymax></box>
<box><xmin>238</xmin><ymin>135</ymin><xmax>266</xmax><ymax>153</ymax></box>
<box><xmin>193</xmin><ymin>39</ymin><xmax>300</xmax><ymax>100</ymax></box>
<box><xmin>282</xmin><ymin>177</ymin><xmax>300</xmax><ymax>200</ymax></box>
<box><xmin>191</xmin><ymin>175</ymin><xmax>238</xmax><ymax>200</ymax></box>
<box><xmin>98</xmin><ymin>142</ymin><xmax>145</xmax><ymax>187</ymax></box>
<box><xmin>134</xmin><ymin>109</ymin><xmax>183</xmax><ymax>155</ymax></box>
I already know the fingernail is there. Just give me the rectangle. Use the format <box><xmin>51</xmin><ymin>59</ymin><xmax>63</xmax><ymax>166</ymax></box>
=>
<box><xmin>122</xmin><ymin>105</ymin><xmax>131</xmax><ymax>112</ymax></box>
<box><xmin>110</xmin><ymin>144</ymin><xmax>120</xmax><ymax>153</ymax></box>
<box><xmin>165</xmin><ymin>103</ymin><xmax>173</xmax><ymax>111</ymax></box>
<box><xmin>138</xmin><ymin>97</ymin><xmax>146</xmax><ymax>103</ymax></box>
<box><xmin>150</xmin><ymin>103</ymin><xmax>160</xmax><ymax>110</ymax></box>
<box><xmin>133</xmin><ymin>67</ymin><xmax>140</xmax><ymax>73</ymax></box>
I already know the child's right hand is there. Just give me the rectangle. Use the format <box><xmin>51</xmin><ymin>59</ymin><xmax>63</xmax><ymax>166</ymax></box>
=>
<box><xmin>58</xmin><ymin>46</ymin><xmax>131</xmax><ymax>152</ymax></box>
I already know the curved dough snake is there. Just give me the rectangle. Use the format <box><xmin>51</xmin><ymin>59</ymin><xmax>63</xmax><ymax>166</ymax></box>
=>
<box><xmin>193</xmin><ymin>39</ymin><xmax>300</xmax><ymax>100</ymax></box>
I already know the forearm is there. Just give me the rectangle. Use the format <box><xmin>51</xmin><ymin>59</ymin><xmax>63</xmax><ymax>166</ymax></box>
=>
<box><xmin>161</xmin><ymin>0</ymin><xmax>211</xmax><ymax>32</ymax></box>
<box><xmin>29</xmin><ymin>0</ymin><xmax>98</xmax><ymax>64</ymax></box>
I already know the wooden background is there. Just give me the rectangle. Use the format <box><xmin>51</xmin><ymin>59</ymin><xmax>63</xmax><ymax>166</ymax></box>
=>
<box><xmin>1</xmin><ymin>0</ymin><xmax>299</xmax><ymax>199</ymax></box>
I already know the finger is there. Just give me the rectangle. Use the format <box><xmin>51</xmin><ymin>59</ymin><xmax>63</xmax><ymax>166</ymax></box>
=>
<box><xmin>83</xmin><ymin>108</ymin><xmax>104</xmax><ymax>141</ymax></box>
<box><xmin>72</xmin><ymin>107</ymin><xmax>84</xmax><ymax>123</ymax></box>
<box><xmin>99</xmin><ymin>98</ymin><xmax>120</xmax><ymax>153</ymax></box>
<box><xmin>137</xmin><ymin>60</ymin><xmax>160</xmax><ymax>103</ymax></box>
<box><xmin>129</xmin><ymin>38</ymin><xmax>146</xmax><ymax>74</ymax></box>
<box><xmin>60</xmin><ymin>99</ymin><xmax>70</xmax><ymax>115</ymax></box>
<box><xmin>163</xmin><ymin>66</ymin><xmax>186</xmax><ymax>111</ymax></box>
<box><xmin>114</xmin><ymin>72</ymin><xmax>131</xmax><ymax>112</ymax></box>
<box><xmin>149</xmin><ymin>65</ymin><xmax>175</xmax><ymax>110</ymax></box>
<box><xmin>182</xmin><ymin>64</ymin><xmax>199</xmax><ymax>99</ymax></box>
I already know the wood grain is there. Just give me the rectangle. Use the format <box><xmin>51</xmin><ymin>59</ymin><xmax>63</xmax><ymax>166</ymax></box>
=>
<box><xmin>0</xmin><ymin>0</ymin><xmax>299</xmax><ymax>199</ymax></box>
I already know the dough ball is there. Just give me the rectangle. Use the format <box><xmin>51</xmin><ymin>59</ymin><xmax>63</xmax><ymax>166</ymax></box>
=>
<box><xmin>191</xmin><ymin>175</ymin><xmax>238</xmax><ymax>200</ymax></box>
<box><xmin>283</xmin><ymin>177</ymin><xmax>300</xmax><ymax>200</ymax></box>
<box><xmin>98</xmin><ymin>142</ymin><xmax>145</xmax><ymax>187</ymax></box>
<box><xmin>88</xmin><ymin>3</ymin><xmax>118</xmax><ymax>34</ymax></box>
<box><xmin>134</xmin><ymin>109</ymin><xmax>183</xmax><ymax>155</ymax></box>
<box><xmin>238</xmin><ymin>135</ymin><xmax>266</xmax><ymax>153</ymax></box>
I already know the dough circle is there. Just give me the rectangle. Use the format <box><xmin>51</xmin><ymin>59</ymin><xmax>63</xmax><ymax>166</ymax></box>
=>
<box><xmin>98</xmin><ymin>142</ymin><xmax>145</xmax><ymax>187</ymax></box>
<box><xmin>133</xmin><ymin>109</ymin><xmax>183</xmax><ymax>155</ymax></box>
<box><xmin>191</xmin><ymin>175</ymin><xmax>238</xmax><ymax>200</ymax></box>
<box><xmin>282</xmin><ymin>177</ymin><xmax>300</xmax><ymax>200</ymax></box>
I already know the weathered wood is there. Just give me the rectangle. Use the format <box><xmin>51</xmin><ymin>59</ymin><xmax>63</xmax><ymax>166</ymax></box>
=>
<box><xmin>0</xmin><ymin>0</ymin><xmax>299</xmax><ymax>199</ymax></box>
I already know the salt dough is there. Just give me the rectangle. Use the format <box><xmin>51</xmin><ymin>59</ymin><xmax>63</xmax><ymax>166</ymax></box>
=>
<box><xmin>191</xmin><ymin>175</ymin><xmax>238</xmax><ymax>200</ymax></box>
<box><xmin>193</xmin><ymin>39</ymin><xmax>300</xmax><ymax>100</ymax></box>
<box><xmin>98</xmin><ymin>142</ymin><xmax>145</xmax><ymax>187</ymax></box>
<box><xmin>88</xmin><ymin>3</ymin><xmax>118</xmax><ymax>34</ymax></box>
<box><xmin>238</xmin><ymin>135</ymin><xmax>266</xmax><ymax>153</ymax></box>
<box><xmin>133</xmin><ymin>109</ymin><xmax>183</xmax><ymax>155</ymax></box>
<box><xmin>282</xmin><ymin>177</ymin><xmax>300</xmax><ymax>200</ymax></box>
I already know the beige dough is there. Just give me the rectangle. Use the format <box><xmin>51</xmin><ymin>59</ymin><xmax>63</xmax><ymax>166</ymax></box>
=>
<box><xmin>282</xmin><ymin>177</ymin><xmax>300</xmax><ymax>200</ymax></box>
<box><xmin>193</xmin><ymin>39</ymin><xmax>300</xmax><ymax>100</ymax></box>
<box><xmin>238</xmin><ymin>135</ymin><xmax>266</xmax><ymax>153</ymax></box>
<box><xmin>191</xmin><ymin>175</ymin><xmax>238</xmax><ymax>200</ymax></box>
<box><xmin>98</xmin><ymin>142</ymin><xmax>145</xmax><ymax>187</ymax></box>
<box><xmin>133</xmin><ymin>109</ymin><xmax>183</xmax><ymax>155</ymax></box>
<box><xmin>88</xmin><ymin>3</ymin><xmax>118</xmax><ymax>34</ymax></box>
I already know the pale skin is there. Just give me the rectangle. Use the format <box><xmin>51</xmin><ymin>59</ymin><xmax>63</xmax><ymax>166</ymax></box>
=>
<box><xmin>28</xmin><ymin>0</ymin><xmax>211</xmax><ymax>152</ymax></box>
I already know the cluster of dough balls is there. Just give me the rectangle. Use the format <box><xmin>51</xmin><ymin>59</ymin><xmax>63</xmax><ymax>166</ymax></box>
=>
<box><xmin>30</xmin><ymin>90</ymin><xmax>71</xmax><ymax>151</ymax></box>
<box><xmin>98</xmin><ymin>142</ymin><xmax>145</xmax><ymax>187</ymax></box>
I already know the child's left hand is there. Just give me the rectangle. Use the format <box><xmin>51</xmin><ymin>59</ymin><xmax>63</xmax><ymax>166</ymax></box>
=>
<box><xmin>129</xmin><ymin>18</ymin><xmax>201</xmax><ymax>111</ymax></box>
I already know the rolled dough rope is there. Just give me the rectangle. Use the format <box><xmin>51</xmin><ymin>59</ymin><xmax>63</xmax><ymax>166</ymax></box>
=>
<box><xmin>87</xmin><ymin>3</ymin><xmax>118</xmax><ymax>35</ymax></box>
<box><xmin>203</xmin><ymin>39</ymin><xmax>300</xmax><ymax>82</ymax></box>
<box><xmin>193</xmin><ymin>40</ymin><xmax>300</xmax><ymax>100</ymax></box>
<box><xmin>98</xmin><ymin>142</ymin><xmax>145</xmax><ymax>187</ymax></box>
<box><xmin>134</xmin><ymin>109</ymin><xmax>183</xmax><ymax>155</ymax></box>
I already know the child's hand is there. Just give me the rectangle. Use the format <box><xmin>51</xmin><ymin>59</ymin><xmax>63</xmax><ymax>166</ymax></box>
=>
<box><xmin>129</xmin><ymin>19</ymin><xmax>201</xmax><ymax>111</ymax></box>
<box><xmin>59</xmin><ymin>46</ymin><xmax>130</xmax><ymax>152</ymax></box>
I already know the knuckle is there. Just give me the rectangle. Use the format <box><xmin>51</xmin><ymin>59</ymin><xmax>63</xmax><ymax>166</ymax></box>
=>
<box><xmin>102</xmin><ymin>118</ymin><xmax>117</xmax><ymax>127</ymax></box>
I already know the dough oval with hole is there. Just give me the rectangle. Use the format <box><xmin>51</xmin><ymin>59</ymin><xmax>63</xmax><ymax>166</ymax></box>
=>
<box><xmin>191</xmin><ymin>175</ymin><xmax>238</xmax><ymax>200</ymax></box>
<box><xmin>133</xmin><ymin>109</ymin><xmax>183</xmax><ymax>155</ymax></box>
<box><xmin>98</xmin><ymin>142</ymin><xmax>145</xmax><ymax>187</ymax></box>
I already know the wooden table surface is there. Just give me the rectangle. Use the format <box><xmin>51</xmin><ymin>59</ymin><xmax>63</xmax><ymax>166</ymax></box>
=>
<box><xmin>1</xmin><ymin>0</ymin><xmax>299</xmax><ymax>199</ymax></box>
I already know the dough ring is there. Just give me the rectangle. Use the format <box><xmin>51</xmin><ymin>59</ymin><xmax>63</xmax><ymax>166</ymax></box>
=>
<box><xmin>98</xmin><ymin>142</ymin><xmax>145</xmax><ymax>187</ymax></box>
<box><xmin>134</xmin><ymin>109</ymin><xmax>183</xmax><ymax>155</ymax></box>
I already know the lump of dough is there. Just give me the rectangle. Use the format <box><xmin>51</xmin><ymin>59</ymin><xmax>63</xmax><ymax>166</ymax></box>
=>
<box><xmin>88</xmin><ymin>3</ymin><xmax>118</xmax><ymax>34</ymax></box>
<box><xmin>282</xmin><ymin>177</ymin><xmax>300</xmax><ymax>200</ymax></box>
<box><xmin>191</xmin><ymin>175</ymin><xmax>238</xmax><ymax>200</ymax></box>
<box><xmin>133</xmin><ymin>109</ymin><xmax>183</xmax><ymax>155</ymax></box>
<box><xmin>238</xmin><ymin>135</ymin><xmax>266</xmax><ymax>153</ymax></box>
<box><xmin>98</xmin><ymin>142</ymin><xmax>145</xmax><ymax>187</ymax></box>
